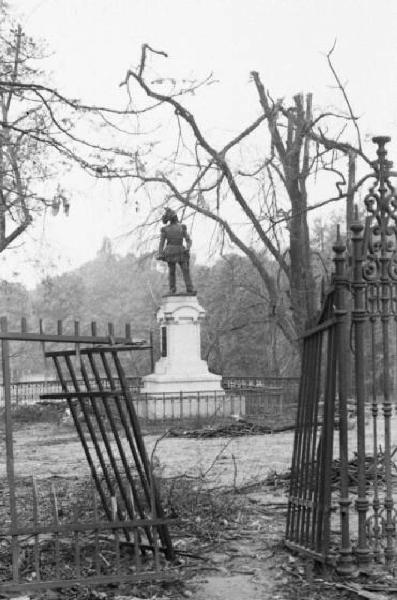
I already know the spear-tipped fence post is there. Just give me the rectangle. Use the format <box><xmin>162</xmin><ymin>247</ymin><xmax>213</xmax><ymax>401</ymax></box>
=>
<box><xmin>333</xmin><ymin>224</ymin><xmax>353</xmax><ymax>575</ymax></box>
<box><xmin>351</xmin><ymin>206</ymin><xmax>371</xmax><ymax>567</ymax></box>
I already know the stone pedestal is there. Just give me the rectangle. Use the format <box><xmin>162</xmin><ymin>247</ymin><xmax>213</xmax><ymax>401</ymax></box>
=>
<box><xmin>142</xmin><ymin>294</ymin><xmax>224</xmax><ymax>394</ymax></box>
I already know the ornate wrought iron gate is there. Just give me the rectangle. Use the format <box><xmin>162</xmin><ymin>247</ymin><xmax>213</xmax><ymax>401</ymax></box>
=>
<box><xmin>0</xmin><ymin>318</ymin><xmax>176</xmax><ymax>592</ymax></box>
<box><xmin>286</xmin><ymin>136</ymin><xmax>397</xmax><ymax>573</ymax></box>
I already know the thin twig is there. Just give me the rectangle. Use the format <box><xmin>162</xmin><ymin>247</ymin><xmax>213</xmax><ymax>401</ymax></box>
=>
<box><xmin>326</xmin><ymin>41</ymin><xmax>362</xmax><ymax>151</ymax></box>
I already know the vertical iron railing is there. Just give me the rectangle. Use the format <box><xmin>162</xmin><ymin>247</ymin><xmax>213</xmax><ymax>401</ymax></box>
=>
<box><xmin>1</xmin><ymin>318</ymin><xmax>18</xmax><ymax>583</ymax></box>
<box><xmin>286</xmin><ymin>136</ymin><xmax>397</xmax><ymax>573</ymax></box>
<box><xmin>333</xmin><ymin>226</ymin><xmax>353</xmax><ymax>574</ymax></box>
<box><xmin>285</xmin><ymin>292</ymin><xmax>337</xmax><ymax>561</ymax></box>
<box><xmin>351</xmin><ymin>211</ymin><xmax>371</xmax><ymax>566</ymax></box>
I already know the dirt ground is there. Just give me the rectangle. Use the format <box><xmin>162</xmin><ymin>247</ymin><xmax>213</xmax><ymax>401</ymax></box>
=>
<box><xmin>0</xmin><ymin>418</ymin><xmax>366</xmax><ymax>600</ymax></box>
<box><xmin>4</xmin><ymin>422</ymin><xmax>294</xmax><ymax>484</ymax></box>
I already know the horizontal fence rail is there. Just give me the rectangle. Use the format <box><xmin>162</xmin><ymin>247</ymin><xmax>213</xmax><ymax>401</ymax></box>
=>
<box><xmin>0</xmin><ymin>377</ymin><xmax>143</xmax><ymax>407</ymax></box>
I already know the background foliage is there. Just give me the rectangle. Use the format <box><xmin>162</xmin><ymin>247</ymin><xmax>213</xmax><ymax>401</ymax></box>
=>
<box><xmin>2</xmin><ymin>229</ymin><xmax>339</xmax><ymax>380</ymax></box>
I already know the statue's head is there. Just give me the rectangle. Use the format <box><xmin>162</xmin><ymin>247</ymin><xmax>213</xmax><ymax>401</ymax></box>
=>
<box><xmin>162</xmin><ymin>208</ymin><xmax>178</xmax><ymax>224</ymax></box>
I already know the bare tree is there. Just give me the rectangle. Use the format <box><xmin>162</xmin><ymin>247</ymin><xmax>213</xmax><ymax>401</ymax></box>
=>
<box><xmin>0</xmin><ymin>18</ymin><xmax>369</xmax><ymax>360</ymax></box>
<box><xmin>0</xmin><ymin>14</ymin><xmax>141</xmax><ymax>253</ymax></box>
<box><xmin>112</xmin><ymin>44</ymin><xmax>371</xmax><ymax>353</ymax></box>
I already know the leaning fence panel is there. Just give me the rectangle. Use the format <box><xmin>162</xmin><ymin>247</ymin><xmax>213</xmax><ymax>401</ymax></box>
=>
<box><xmin>0</xmin><ymin>318</ymin><xmax>179</xmax><ymax>592</ymax></box>
<box><xmin>285</xmin><ymin>309</ymin><xmax>337</xmax><ymax>562</ymax></box>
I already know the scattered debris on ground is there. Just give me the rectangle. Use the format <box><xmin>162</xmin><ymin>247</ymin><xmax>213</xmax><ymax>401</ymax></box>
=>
<box><xmin>330</xmin><ymin>448</ymin><xmax>397</xmax><ymax>489</ymax></box>
<box><xmin>2</xmin><ymin>419</ymin><xmax>397</xmax><ymax>599</ymax></box>
<box><xmin>262</xmin><ymin>469</ymin><xmax>291</xmax><ymax>489</ymax></box>
<box><xmin>167</xmin><ymin>417</ymin><xmax>295</xmax><ymax>439</ymax></box>
<box><xmin>261</xmin><ymin>448</ymin><xmax>397</xmax><ymax>493</ymax></box>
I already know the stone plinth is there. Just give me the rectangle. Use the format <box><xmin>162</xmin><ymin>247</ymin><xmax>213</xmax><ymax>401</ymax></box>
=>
<box><xmin>142</xmin><ymin>294</ymin><xmax>224</xmax><ymax>394</ymax></box>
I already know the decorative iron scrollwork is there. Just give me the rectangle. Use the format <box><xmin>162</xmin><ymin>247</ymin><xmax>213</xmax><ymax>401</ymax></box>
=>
<box><xmin>362</xmin><ymin>137</ymin><xmax>397</xmax><ymax>282</ymax></box>
<box><xmin>388</xmin><ymin>246</ymin><xmax>397</xmax><ymax>280</ymax></box>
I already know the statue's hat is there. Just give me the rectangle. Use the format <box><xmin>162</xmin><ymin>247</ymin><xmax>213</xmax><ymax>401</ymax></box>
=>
<box><xmin>162</xmin><ymin>207</ymin><xmax>177</xmax><ymax>224</ymax></box>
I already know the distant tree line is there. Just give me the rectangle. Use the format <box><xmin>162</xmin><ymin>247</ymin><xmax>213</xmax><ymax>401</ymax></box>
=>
<box><xmin>0</xmin><ymin>232</ymin><xmax>341</xmax><ymax>380</ymax></box>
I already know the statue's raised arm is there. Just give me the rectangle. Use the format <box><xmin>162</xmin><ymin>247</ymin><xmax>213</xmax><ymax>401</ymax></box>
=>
<box><xmin>156</xmin><ymin>208</ymin><xmax>195</xmax><ymax>295</ymax></box>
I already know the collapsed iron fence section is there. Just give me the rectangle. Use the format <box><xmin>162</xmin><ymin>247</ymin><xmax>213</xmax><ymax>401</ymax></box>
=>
<box><xmin>43</xmin><ymin>344</ymin><xmax>174</xmax><ymax>558</ymax></box>
<box><xmin>0</xmin><ymin>476</ymin><xmax>177</xmax><ymax>591</ymax></box>
<box><xmin>0</xmin><ymin>317</ymin><xmax>178</xmax><ymax>592</ymax></box>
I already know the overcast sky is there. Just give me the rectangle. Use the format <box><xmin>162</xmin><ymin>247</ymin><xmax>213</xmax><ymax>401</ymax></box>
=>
<box><xmin>4</xmin><ymin>0</ymin><xmax>397</xmax><ymax>287</ymax></box>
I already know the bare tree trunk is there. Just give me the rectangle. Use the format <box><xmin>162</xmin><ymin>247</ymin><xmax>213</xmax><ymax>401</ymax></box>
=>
<box><xmin>269</xmin><ymin>317</ymin><xmax>280</xmax><ymax>376</ymax></box>
<box><xmin>289</xmin><ymin>183</ymin><xmax>317</xmax><ymax>335</ymax></box>
<box><xmin>252</xmin><ymin>81</ymin><xmax>318</xmax><ymax>337</ymax></box>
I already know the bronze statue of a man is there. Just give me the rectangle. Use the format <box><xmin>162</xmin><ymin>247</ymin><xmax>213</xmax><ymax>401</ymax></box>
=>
<box><xmin>157</xmin><ymin>208</ymin><xmax>195</xmax><ymax>294</ymax></box>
